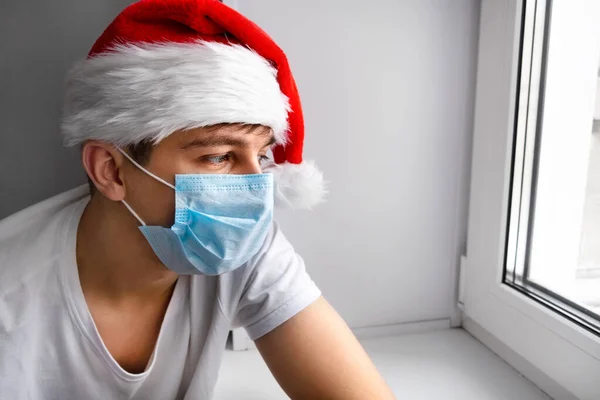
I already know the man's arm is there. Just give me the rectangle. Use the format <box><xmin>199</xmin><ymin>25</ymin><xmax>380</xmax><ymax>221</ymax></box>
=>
<box><xmin>255</xmin><ymin>297</ymin><xmax>396</xmax><ymax>400</ymax></box>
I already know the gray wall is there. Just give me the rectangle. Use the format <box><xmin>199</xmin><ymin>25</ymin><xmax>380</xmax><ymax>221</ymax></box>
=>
<box><xmin>232</xmin><ymin>0</ymin><xmax>479</xmax><ymax>329</ymax></box>
<box><xmin>1</xmin><ymin>0</ymin><xmax>480</xmax><ymax>329</ymax></box>
<box><xmin>0</xmin><ymin>0</ymin><xmax>131</xmax><ymax>219</ymax></box>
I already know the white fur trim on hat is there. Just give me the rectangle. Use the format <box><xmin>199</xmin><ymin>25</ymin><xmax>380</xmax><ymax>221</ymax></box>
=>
<box><xmin>264</xmin><ymin>161</ymin><xmax>326</xmax><ymax>209</ymax></box>
<box><xmin>62</xmin><ymin>41</ymin><xmax>290</xmax><ymax>146</ymax></box>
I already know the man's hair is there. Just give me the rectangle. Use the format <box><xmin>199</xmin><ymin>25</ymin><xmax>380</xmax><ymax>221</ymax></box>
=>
<box><xmin>126</xmin><ymin>139</ymin><xmax>154</xmax><ymax>165</ymax></box>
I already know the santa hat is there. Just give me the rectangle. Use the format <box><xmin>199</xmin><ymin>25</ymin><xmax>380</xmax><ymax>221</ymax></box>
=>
<box><xmin>62</xmin><ymin>0</ymin><xmax>325</xmax><ymax>209</ymax></box>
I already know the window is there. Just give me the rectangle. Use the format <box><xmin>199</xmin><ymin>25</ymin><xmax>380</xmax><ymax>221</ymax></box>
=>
<box><xmin>463</xmin><ymin>0</ymin><xmax>600</xmax><ymax>398</ymax></box>
<box><xmin>504</xmin><ymin>0</ymin><xmax>600</xmax><ymax>334</ymax></box>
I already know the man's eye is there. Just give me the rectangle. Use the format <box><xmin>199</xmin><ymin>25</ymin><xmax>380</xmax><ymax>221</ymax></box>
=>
<box><xmin>204</xmin><ymin>154</ymin><xmax>230</xmax><ymax>164</ymax></box>
<box><xmin>258</xmin><ymin>155</ymin><xmax>271</xmax><ymax>164</ymax></box>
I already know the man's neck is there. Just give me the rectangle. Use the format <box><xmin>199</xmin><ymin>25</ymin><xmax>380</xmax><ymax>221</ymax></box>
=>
<box><xmin>76</xmin><ymin>194</ymin><xmax>179</xmax><ymax>303</ymax></box>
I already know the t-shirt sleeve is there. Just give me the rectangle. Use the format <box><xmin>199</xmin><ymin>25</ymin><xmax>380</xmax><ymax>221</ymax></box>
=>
<box><xmin>218</xmin><ymin>222</ymin><xmax>321</xmax><ymax>340</ymax></box>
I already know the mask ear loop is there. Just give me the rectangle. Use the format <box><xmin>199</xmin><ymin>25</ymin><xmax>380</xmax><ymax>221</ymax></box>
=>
<box><xmin>116</xmin><ymin>147</ymin><xmax>176</xmax><ymax>226</ymax></box>
<box><xmin>116</xmin><ymin>147</ymin><xmax>176</xmax><ymax>190</ymax></box>
<box><xmin>122</xmin><ymin>200</ymin><xmax>147</xmax><ymax>226</ymax></box>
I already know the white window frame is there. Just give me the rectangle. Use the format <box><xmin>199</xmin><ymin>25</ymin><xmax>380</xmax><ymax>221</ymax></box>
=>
<box><xmin>463</xmin><ymin>1</ymin><xmax>600</xmax><ymax>399</ymax></box>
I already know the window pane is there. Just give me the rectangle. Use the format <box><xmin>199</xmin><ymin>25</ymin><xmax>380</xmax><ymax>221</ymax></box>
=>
<box><xmin>574</xmin><ymin>129</ymin><xmax>600</xmax><ymax>315</ymax></box>
<box><xmin>505</xmin><ymin>0</ymin><xmax>600</xmax><ymax>333</ymax></box>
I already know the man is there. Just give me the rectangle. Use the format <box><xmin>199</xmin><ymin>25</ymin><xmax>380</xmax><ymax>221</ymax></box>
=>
<box><xmin>0</xmin><ymin>0</ymin><xmax>395</xmax><ymax>399</ymax></box>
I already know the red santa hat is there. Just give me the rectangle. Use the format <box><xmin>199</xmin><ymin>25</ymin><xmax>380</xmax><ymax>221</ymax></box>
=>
<box><xmin>62</xmin><ymin>0</ymin><xmax>325</xmax><ymax>209</ymax></box>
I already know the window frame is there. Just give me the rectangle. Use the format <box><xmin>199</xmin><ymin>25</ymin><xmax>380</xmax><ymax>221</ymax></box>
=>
<box><xmin>463</xmin><ymin>0</ymin><xmax>600</xmax><ymax>398</ymax></box>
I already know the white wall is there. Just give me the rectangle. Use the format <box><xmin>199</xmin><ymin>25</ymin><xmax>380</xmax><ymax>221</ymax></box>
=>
<box><xmin>0</xmin><ymin>0</ymin><xmax>132</xmax><ymax>218</ymax></box>
<box><xmin>231</xmin><ymin>0</ymin><xmax>480</xmax><ymax>329</ymax></box>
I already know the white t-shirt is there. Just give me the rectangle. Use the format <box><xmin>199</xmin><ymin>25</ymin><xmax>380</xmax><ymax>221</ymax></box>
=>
<box><xmin>0</xmin><ymin>186</ymin><xmax>320</xmax><ymax>400</ymax></box>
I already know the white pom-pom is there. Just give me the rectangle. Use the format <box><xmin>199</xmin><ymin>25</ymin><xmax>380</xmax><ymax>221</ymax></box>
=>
<box><xmin>264</xmin><ymin>161</ymin><xmax>326</xmax><ymax>209</ymax></box>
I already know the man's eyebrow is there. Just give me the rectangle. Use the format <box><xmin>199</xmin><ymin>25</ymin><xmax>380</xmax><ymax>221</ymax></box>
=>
<box><xmin>181</xmin><ymin>135</ymin><xmax>248</xmax><ymax>149</ymax></box>
<box><xmin>181</xmin><ymin>132</ymin><xmax>276</xmax><ymax>149</ymax></box>
<box><xmin>263</xmin><ymin>134</ymin><xmax>277</xmax><ymax>147</ymax></box>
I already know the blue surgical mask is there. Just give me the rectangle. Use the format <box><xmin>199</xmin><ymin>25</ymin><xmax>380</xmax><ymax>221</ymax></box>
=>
<box><xmin>118</xmin><ymin>149</ymin><xmax>274</xmax><ymax>276</ymax></box>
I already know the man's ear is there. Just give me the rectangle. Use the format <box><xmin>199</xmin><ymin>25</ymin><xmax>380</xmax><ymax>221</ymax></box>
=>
<box><xmin>81</xmin><ymin>141</ymin><xmax>127</xmax><ymax>201</ymax></box>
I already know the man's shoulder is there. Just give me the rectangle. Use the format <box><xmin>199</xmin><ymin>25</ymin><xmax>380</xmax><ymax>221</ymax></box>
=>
<box><xmin>0</xmin><ymin>185</ymin><xmax>89</xmax><ymax>296</ymax></box>
<box><xmin>215</xmin><ymin>221</ymin><xmax>320</xmax><ymax>339</ymax></box>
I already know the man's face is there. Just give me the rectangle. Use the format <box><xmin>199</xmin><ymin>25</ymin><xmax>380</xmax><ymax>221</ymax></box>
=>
<box><xmin>121</xmin><ymin>124</ymin><xmax>275</xmax><ymax>227</ymax></box>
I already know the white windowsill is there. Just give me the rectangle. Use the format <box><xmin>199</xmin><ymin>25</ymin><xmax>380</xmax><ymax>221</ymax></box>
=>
<box><xmin>214</xmin><ymin>329</ymin><xmax>549</xmax><ymax>400</ymax></box>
